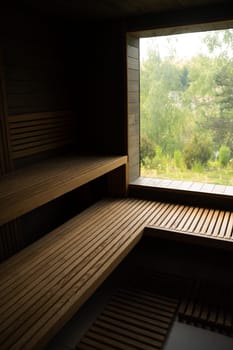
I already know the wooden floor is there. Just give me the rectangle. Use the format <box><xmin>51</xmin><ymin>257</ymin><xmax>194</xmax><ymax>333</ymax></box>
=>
<box><xmin>77</xmin><ymin>285</ymin><xmax>178</xmax><ymax>350</ymax></box>
<box><xmin>131</xmin><ymin>177</ymin><xmax>233</xmax><ymax>196</ymax></box>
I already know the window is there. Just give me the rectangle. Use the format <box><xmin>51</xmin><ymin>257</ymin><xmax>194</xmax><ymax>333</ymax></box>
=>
<box><xmin>127</xmin><ymin>22</ymin><xmax>233</xmax><ymax>189</ymax></box>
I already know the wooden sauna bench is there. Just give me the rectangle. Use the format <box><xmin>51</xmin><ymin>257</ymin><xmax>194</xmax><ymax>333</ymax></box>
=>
<box><xmin>144</xmin><ymin>202</ymin><xmax>233</xmax><ymax>251</ymax></box>
<box><xmin>0</xmin><ymin>154</ymin><xmax>127</xmax><ymax>226</ymax></box>
<box><xmin>1</xmin><ymin>197</ymin><xmax>233</xmax><ymax>349</ymax></box>
<box><xmin>0</xmin><ymin>197</ymin><xmax>160</xmax><ymax>350</ymax></box>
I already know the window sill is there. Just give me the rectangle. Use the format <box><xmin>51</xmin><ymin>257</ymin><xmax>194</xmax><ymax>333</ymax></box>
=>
<box><xmin>129</xmin><ymin>177</ymin><xmax>233</xmax><ymax>210</ymax></box>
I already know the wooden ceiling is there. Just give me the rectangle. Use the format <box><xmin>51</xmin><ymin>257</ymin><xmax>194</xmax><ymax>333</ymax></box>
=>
<box><xmin>22</xmin><ymin>0</ymin><xmax>232</xmax><ymax>21</ymax></box>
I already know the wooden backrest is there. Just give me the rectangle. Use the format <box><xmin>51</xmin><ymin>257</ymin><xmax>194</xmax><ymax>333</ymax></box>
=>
<box><xmin>8</xmin><ymin>110</ymin><xmax>75</xmax><ymax>159</ymax></box>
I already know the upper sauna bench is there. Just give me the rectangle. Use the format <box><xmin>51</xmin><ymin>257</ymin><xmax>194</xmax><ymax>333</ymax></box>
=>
<box><xmin>0</xmin><ymin>154</ymin><xmax>128</xmax><ymax>226</ymax></box>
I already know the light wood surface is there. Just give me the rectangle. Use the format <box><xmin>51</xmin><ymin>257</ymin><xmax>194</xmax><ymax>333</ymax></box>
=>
<box><xmin>0</xmin><ymin>196</ymin><xmax>233</xmax><ymax>348</ymax></box>
<box><xmin>0</xmin><ymin>154</ymin><xmax>128</xmax><ymax>225</ymax></box>
<box><xmin>0</xmin><ymin>198</ymin><xmax>158</xmax><ymax>350</ymax></box>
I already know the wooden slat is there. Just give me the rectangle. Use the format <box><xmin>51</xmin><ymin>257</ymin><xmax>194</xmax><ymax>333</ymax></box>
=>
<box><xmin>144</xmin><ymin>226</ymin><xmax>233</xmax><ymax>251</ymax></box>
<box><xmin>0</xmin><ymin>155</ymin><xmax>128</xmax><ymax>225</ymax></box>
<box><xmin>0</xmin><ymin>198</ymin><xmax>161</xmax><ymax>350</ymax></box>
<box><xmin>10</xmin><ymin>121</ymin><xmax>71</xmax><ymax>135</ymax></box>
<box><xmin>12</xmin><ymin>134</ymin><xmax>70</xmax><ymax>151</ymax></box>
<box><xmin>178</xmin><ymin>280</ymin><xmax>233</xmax><ymax>335</ymax></box>
<box><xmin>12</xmin><ymin>129</ymin><xmax>71</xmax><ymax>146</ymax></box>
<box><xmin>8</xmin><ymin>111</ymin><xmax>73</xmax><ymax>123</ymax></box>
<box><xmin>8</xmin><ymin>111</ymin><xmax>75</xmax><ymax>159</ymax></box>
<box><xmin>1</xmin><ymin>194</ymin><xmax>233</xmax><ymax>349</ymax></box>
<box><xmin>12</xmin><ymin>125</ymin><xmax>71</xmax><ymax>140</ymax></box>
<box><xmin>0</xmin><ymin>50</ymin><xmax>13</xmax><ymax>173</ymax></box>
<box><xmin>77</xmin><ymin>271</ymin><xmax>177</xmax><ymax>350</ymax></box>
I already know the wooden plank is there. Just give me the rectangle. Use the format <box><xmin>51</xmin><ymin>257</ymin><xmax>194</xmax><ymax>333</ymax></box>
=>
<box><xmin>156</xmin><ymin>204</ymin><xmax>178</xmax><ymax>227</ymax></box>
<box><xmin>171</xmin><ymin>206</ymin><xmax>190</xmax><ymax>229</ymax></box>
<box><xmin>11</xmin><ymin>125</ymin><xmax>72</xmax><ymax>141</ymax></box>
<box><xmin>6</xmin><ymin>202</ymin><xmax>158</xmax><ymax>349</ymax></box>
<box><xmin>12</xmin><ymin>128</ymin><xmax>71</xmax><ymax>145</ymax></box>
<box><xmin>10</xmin><ymin>119</ymin><xmax>71</xmax><ymax>135</ymax></box>
<box><xmin>0</xmin><ymin>200</ymin><xmax>142</xmax><ymax>300</ymax></box>
<box><xmin>194</xmin><ymin>208</ymin><xmax>210</xmax><ymax>233</ymax></box>
<box><xmin>78</xmin><ymin>278</ymin><xmax>177</xmax><ymax>350</ymax></box>
<box><xmin>204</xmin><ymin>210</ymin><xmax>220</xmax><ymax>235</ymax></box>
<box><xmin>7</xmin><ymin>111</ymin><xmax>75</xmax><ymax>160</ymax></box>
<box><xmin>200</xmin><ymin>209</ymin><xmax>215</xmax><ymax>235</ymax></box>
<box><xmin>0</xmin><ymin>155</ymin><xmax>128</xmax><ymax>225</ymax></box>
<box><xmin>189</xmin><ymin>208</ymin><xmax>205</xmax><ymax>232</ymax></box>
<box><xmin>0</xmin><ymin>199</ymin><xmax>126</xmax><ymax>279</ymax></box>
<box><xmin>176</xmin><ymin>207</ymin><xmax>194</xmax><ymax>231</ymax></box>
<box><xmin>12</xmin><ymin>140</ymin><xmax>70</xmax><ymax>159</ymax></box>
<box><xmin>225</xmin><ymin>212</ymin><xmax>233</xmax><ymax>239</ymax></box>
<box><xmin>12</xmin><ymin>135</ymin><xmax>70</xmax><ymax>151</ymax></box>
<box><xmin>1</xmin><ymin>195</ymin><xmax>233</xmax><ymax>349</ymax></box>
<box><xmin>216</xmin><ymin>211</ymin><xmax>230</xmax><ymax>238</ymax></box>
<box><xmin>94</xmin><ymin>319</ymin><xmax>163</xmax><ymax>348</ymax></box>
<box><xmin>0</xmin><ymin>201</ymin><xmax>145</xmax><ymax>335</ymax></box>
<box><xmin>128</xmin><ymin>57</ymin><xmax>139</xmax><ymax>70</ymax></box>
<box><xmin>127</xmin><ymin>45</ymin><xmax>139</xmax><ymax>59</ymax></box>
<box><xmin>148</xmin><ymin>203</ymin><xmax>173</xmax><ymax>226</ymax></box>
<box><xmin>212</xmin><ymin>211</ymin><xmax>224</xmax><ymax>236</ymax></box>
<box><xmin>144</xmin><ymin>226</ymin><xmax>233</xmax><ymax>252</ymax></box>
<box><xmin>0</xmin><ymin>49</ymin><xmax>13</xmax><ymax>173</ymax></box>
<box><xmin>9</xmin><ymin>111</ymin><xmax>73</xmax><ymax>123</ymax></box>
<box><xmin>182</xmin><ymin>207</ymin><xmax>200</xmax><ymax>231</ymax></box>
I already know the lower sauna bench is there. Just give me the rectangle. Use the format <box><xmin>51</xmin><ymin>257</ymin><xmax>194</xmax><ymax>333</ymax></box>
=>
<box><xmin>0</xmin><ymin>198</ymin><xmax>158</xmax><ymax>350</ymax></box>
<box><xmin>1</xmin><ymin>196</ymin><xmax>233</xmax><ymax>349</ymax></box>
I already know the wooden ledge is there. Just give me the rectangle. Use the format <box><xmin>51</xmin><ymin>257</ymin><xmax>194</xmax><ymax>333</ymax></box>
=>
<box><xmin>0</xmin><ymin>154</ymin><xmax>128</xmax><ymax>226</ymax></box>
<box><xmin>144</xmin><ymin>226</ymin><xmax>233</xmax><ymax>252</ymax></box>
<box><xmin>129</xmin><ymin>177</ymin><xmax>233</xmax><ymax>210</ymax></box>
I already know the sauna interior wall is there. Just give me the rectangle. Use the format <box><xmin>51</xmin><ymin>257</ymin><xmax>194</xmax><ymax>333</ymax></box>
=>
<box><xmin>0</xmin><ymin>7</ymin><xmax>75</xmax><ymax>260</ymax></box>
<box><xmin>69</xmin><ymin>21</ymin><xmax>127</xmax><ymax>156</ymax></box>
<box><xmin>0</xmin><ymin>7</ymin><xmax>128</xmax><ymax>261</ymax></box>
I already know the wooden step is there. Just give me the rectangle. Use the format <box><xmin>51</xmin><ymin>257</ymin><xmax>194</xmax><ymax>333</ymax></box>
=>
<box><xmin>0</xmin><ymin>154</ymin><xmax>127</xmax><ymax>225</ymax></box>
<box><xmin>0</xmin><ymin>198</ymin><xmax>158</xmax><ymax>350</ymax></box>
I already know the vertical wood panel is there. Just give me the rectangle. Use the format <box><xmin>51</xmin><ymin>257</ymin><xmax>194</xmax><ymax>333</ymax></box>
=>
<box><xmin>0</xmin><ymin>49</ymin><xmax>12</xmax><ymax>174</ymax></box>
<box><xmin>127</xmin><ymin>34</ymin><xmax>140</xmax><ymax>181</ymax></box>
<box><xmin>0</xmin><ymin>49</ymin><xmax>20</xmax><ymax>262</ymax></box>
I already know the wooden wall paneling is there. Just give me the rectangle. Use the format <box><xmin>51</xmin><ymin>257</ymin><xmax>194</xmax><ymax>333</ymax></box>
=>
<box><xmin>8</xmin><ymin>111</ymin><xmax>75</xmax><ymax>159</ymax></box>
<box><xmin>127</xmin><ymin>35</ymin><xmax>140</xmax><ymax>182</ymax></box>
<box><xmin>0</xmin><ymin>49</ymin><xmax>13</xmax><ymax>173</ymax></box>
<box><xmin>0</xmin><ymin>220</ymin><xmax>23</xmax><ymax>262</ymax></box>
<box><xmin>71</xmin><ymin>22</ymin><xmax>126</xmax><ymax>155</ymax></box>
<box><xmin>0</xmin><ymin>8</ymin><xmax>76</xmax><ymax>261</ymax></box>
<box><xmin>107</xmin><ymin>163</ymin><xmax>129</xmax><ymax>197</ymax></box>
<box><xmin>0</xmin><ymin>48</ymin><xmax>21</xmax><ymax>262</ymax></box>
<box><xmin>4</xmin><ymin>36</ymin><xmax>70</xmax><ymax>116</ymax></box>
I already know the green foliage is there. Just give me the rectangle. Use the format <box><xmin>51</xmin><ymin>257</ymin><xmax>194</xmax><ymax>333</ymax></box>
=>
<box><xmin>140</xmin><ymin>136</ymin><xmax>156</xmax><ymax>165</ymax></box>
<box><xmin>219</xmin><ymin>145</ymin><xmax>231</xmax><ymax>167</ymax></box>
<box><xmin>174</xmin><ymin>150</ymin><xmax>184</xmax><ymax>169</ymax></box>
<box><xmin>184</xmin><ymin>135</ymin><xmax>213</xmax><ymax>169</ymax></box>
<box><xmin>140</xmin><ymin>29</ymin><xmax>233</xmax><ymax>186</ymax></box>
<box><xmin>151</xmin><ymin>146</ymin><xmax>168</xmax><ymax>172</ymax></box>
<box><xmin>192</xmin><ymin>161</ymin><xmax>204</xmax><ymax>173</ymax></box>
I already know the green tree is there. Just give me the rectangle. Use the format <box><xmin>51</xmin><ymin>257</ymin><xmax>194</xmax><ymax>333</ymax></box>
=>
<box><xmin>201</xmin><ymin>30</ymin><xmax>233</xmax><ymax>155</ymax></box>
<box><xmin>140</xmin><ymin>48</ymin><xmax>191</xmax><ymax>156</ymax></box>
<box><xmin>219</xmin><ymin>145</ymin><xmax>231</xmax><ymax>167</ymax></box>
<box><xmin>184</xmin><ymin>134</ymin><xmax>213</xmax><ymax>169</ymax></box>
<box><xmin>140</xmin><ymin>136</ymin><xmax>156</xmax><ymax>165</ymax></box>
